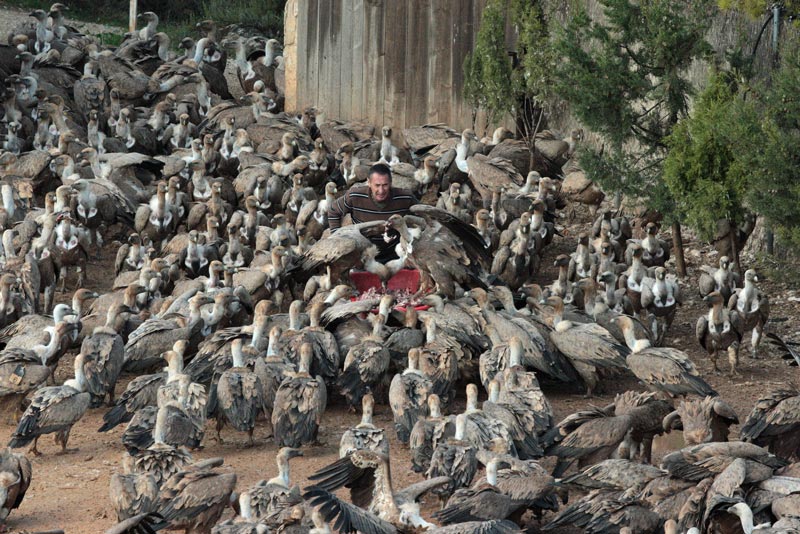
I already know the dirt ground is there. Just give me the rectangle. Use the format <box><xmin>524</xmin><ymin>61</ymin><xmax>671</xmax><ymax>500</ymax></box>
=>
<box><xmin>0</xmin><ymin>207</ymin><xmax>797</xmax><ymax>534</ymax></box>
<box><xmin>5</xmin><ymin>4</ymin><xmax>798</xmax><ymax>534</ymax></box>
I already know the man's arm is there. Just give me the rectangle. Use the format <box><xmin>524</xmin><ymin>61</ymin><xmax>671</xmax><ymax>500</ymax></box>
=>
<box><xmin>327</xmin><ymin>189</ymin><xmax>351</xmax><ymax>231</ymax></box>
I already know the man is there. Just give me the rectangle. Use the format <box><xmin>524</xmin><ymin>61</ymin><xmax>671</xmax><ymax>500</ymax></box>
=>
<box><xmin>327</xmin><ymin>163</ymin><xmax>417</xmax><ymax>262</ymax></box>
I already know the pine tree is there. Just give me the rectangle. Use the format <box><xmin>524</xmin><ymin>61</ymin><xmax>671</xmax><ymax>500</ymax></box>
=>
<box><xmin>463</xmin><ymin>1</ymin><xmax>514</xmax><ymax>126</ymax></box>
<box><xmin>553</xmin><ymin>0</ymin><xmax>715</xmax><ymax>276</ymax></box>
<box><xmin>463</xmin><ymin>0</ymin><xmax>557</xmax><ymax>159</ymax></box>
<box><xmin>736</xmin><ymin>44</ymin><xmax>800</xmax><ymax>250</ymax></box>
<box><xmin>662</xmin><ymin>71</ymin><xmax>758</xmax><ymax>271</ymax></box>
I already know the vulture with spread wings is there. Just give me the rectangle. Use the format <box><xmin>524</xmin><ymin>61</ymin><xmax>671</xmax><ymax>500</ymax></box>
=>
<box><xmin>386</xmin><ymin>205</ymin><xmax>491</xmax><ymax>298</ymax></box>
<box><xmin>299</xmin><ymin>220</ymin><xmax>387</xmax><ymax>283</ymax></box>
<box><xmin>302</xmin><ymin>450</ymin><xmax>450</xmax><ymax>534</ymax></box>
<box><xmin>299</xmin><ymin>206</ymin><xmax>490</xmax><ymax>298</ymax></box>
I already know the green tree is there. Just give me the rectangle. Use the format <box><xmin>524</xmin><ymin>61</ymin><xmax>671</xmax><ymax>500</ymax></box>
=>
<box><xmin>662</xmin><ymin>43</ymin><xmax>800</xmax><ymax>259</ymax></box>
<box><xmin>553</xmin><ymin>0</ymin><xmax>715</xmax><ymax>276</ymax></box>
<box><xmin>463</xmin><ymin>0</ymin><xmax>557</xmax><ymax>155</ymax></box>
<box><xmin>463</xmin><ymin>1</ymin><xmax>514</xmax><ymax>126</ymax></box>
<box><xmin>662</xmin><ymin>71</ymin><xmax>757</xmax><ymax>271</ymax></box>
<box><xmin>736</xmin><ymin>44</ymin><xmax>800</xmax><ymax>249</ymax></box>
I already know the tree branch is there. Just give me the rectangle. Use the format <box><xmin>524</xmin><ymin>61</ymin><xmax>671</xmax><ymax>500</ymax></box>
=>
<box><xmin>751</xmin><ymin>10</ymin><xmax>774</xmax><ymax>59</ymax></box>
<box><xmin>631</xmin><ymin>122</ymin><xmax>667</xmax><ymax>147</ymax></box>
<box><xmin>621</xmin><ymin>43</ymin><xmax>664</xmax><ymax>73</ymax></box>
<box><xmin>633</xmin><ymin>99</ymin><xmax>665</xmax><ymax>120</ymax></box>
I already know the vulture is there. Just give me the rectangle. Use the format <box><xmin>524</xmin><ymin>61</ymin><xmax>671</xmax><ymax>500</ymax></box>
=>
<box><xmin>303</xmin><ymin>450</ymin><xmax>450</xmax><ymax>534</ymax></box>
<box><xmin>740</xmin><ymin>385</ymin><xmax>800</xmax><ymax>461</ymax></box>
<box><xmin>386</xmin><ymin>205</ymin><xmax>491</xmax><ymax>299</ymax></box>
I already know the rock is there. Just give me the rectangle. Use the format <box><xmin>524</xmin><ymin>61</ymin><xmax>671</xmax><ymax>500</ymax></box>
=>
<box><xmin>561</xmin><ymin>167</ymin><xmax>605</xmax><ymax>211</ymax></box>
<box><xmin>402</xmin><ymin>124</ymin><xmax>458</xmax><ymax>154</ymax></box>
<box><xmin>560</xmin><ymin>169</ymin><xmax>593</xmax><ymax>195</ymax></box>
<box><xmin>248</xmin><ymin>119</ymin><xmax>313</xmax><ymax>151</ymax></box>
<box><xmin>428</xmin><ymin>137</ymin><xmax>459</xmax><ymax>158</ymax></box>
<box><xmin>711</xmin><ymin>216</ymin><xmax>756</xmax><ymax>260</ymax></box>
<box><xmin>319</xmin><ymin>120</ymin><xmax>375</xmax><ymax>153</ymax></box>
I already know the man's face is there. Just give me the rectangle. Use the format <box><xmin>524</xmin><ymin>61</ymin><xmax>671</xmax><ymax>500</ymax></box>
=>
<box><xmin>368</xmin><ymin>172</ymin><xmax>391</xmax><ymax>202</ymax></box>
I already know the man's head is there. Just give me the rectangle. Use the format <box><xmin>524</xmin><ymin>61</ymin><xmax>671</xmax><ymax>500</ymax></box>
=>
<box><xmin>367</xmin><ymin>163</ymin><xmax>392</xmax><ymax>203</ymax></box>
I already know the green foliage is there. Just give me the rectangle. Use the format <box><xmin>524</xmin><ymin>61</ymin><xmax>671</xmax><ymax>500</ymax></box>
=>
<box><xmin>463</xmin><ymin>0</ymin><xmax>557</xmax><ymax>131</ymax></box>
<box><xmin>662</xmin><ymin>72</ymin><xmax>755</xmax><ymax>240</ymax></box>
<box><xmin>718</xmin><ymin>0</ymin><xmax>770</xmax><ymax>17</ymax></box>
<box><xmin>145</xmin><ymin>0</ymin><xmax>286</xmax><ymax>46</ymax></box>
<box><xmin>200</xmin><ymin>0</ymin><xmax>285</xmax><ymax>38</ymax></box>
<box><xmin>95</xmin><ymin>32</ymin><xmax>125</xmax><ymax>47</ymax></box>
<box><xmin>510</xmin><ymin>0</ymin><xmax>557</xmax><ymax>105</ymax></box>
<box><xmin>463</xmin><ymin>1</ymin><xmax>514</xmax><ymax>124</ymax></box>
<box><xmin>735</xmin><ymin>44</ymin><xmax>800</xmax><ymax>249</ymax></box>
<box><xmin>717</xmin><ymin>0</ymin><xmax>800</xmax><ymax>18</ymax></box>
<box><xmin>554</xmin><ymin>0</ymin><xmax>714</xmax><ymax>220</ymax></box>
<box><xmin>3</xmin><ymin>0</ymin><xmax>127</xmax><ymax>26</ymax></box>
<box><xmin>662</xmin><ymin>41</ymin><xmax>800</xmax><ymax>252</ymax></box>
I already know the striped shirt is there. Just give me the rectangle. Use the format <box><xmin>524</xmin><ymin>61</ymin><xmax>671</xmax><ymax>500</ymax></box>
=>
<box><xmin>328</xmin><ymin>184</ymin><xmax>417</xmax><ymax>230</ymax></box>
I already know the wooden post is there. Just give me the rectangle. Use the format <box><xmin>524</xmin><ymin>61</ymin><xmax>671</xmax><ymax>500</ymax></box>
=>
<box><xmin>283</xmin><ymin>0</ymin><xmax>298</xmax><ymax>112</ymax></box>
<box><xmin>129</xmin><ymin>0</ymin><xmax>137</xmax><ymax>34</ymax></box>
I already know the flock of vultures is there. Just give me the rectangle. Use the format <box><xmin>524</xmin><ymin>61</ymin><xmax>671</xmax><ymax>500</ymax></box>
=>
<box><xmin>0</xmin><ymin>5</ymin><xmax>799</xmax><ymax>534</ymax></box>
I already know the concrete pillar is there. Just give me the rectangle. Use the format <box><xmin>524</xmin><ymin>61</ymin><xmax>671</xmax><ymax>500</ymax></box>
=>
<box><xmin>284</xmin><ymin>0</ymin><xmax>299</xmax><ymax>112</ymax></box>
